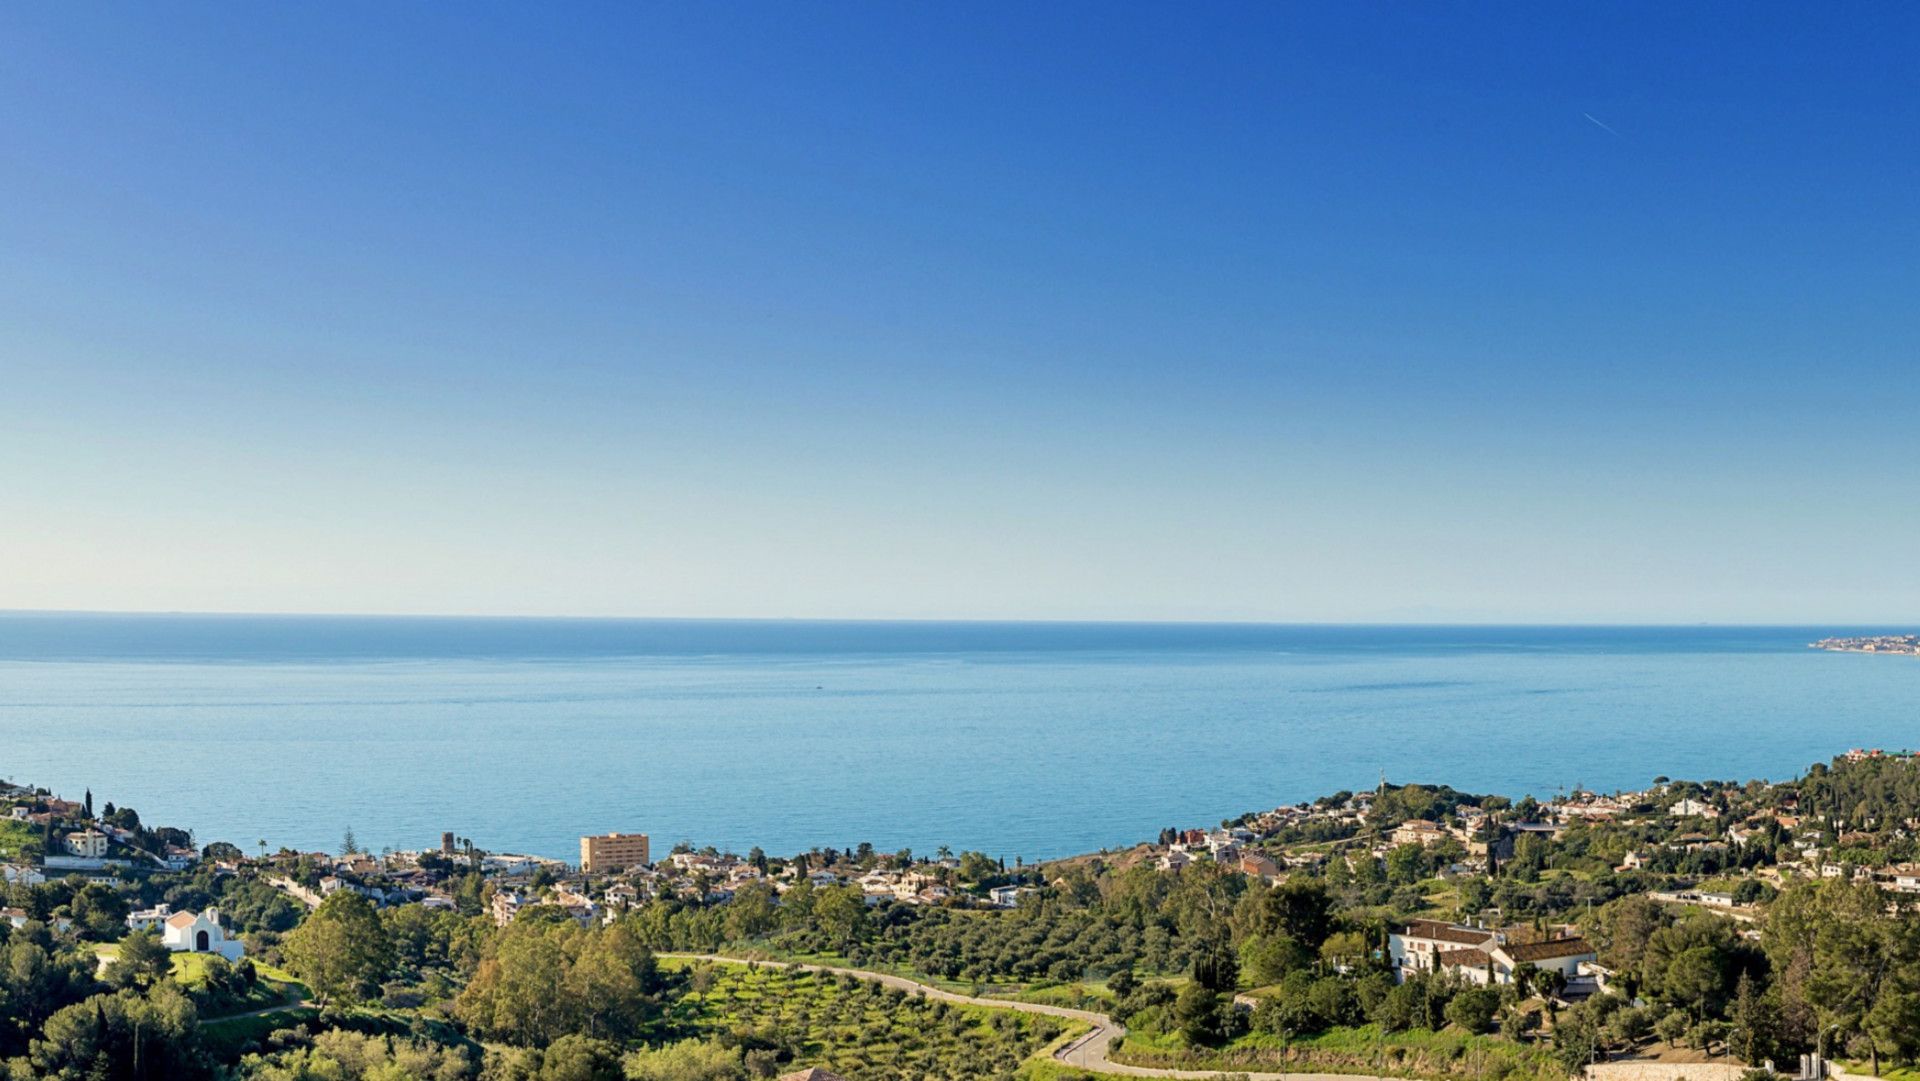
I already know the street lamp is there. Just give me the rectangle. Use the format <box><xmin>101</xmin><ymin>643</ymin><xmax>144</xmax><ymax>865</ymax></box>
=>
<box><xmin>1819</xmin><ymin>1022</ymin><xmax>1844</xmax><ymax>1072</ymax></box>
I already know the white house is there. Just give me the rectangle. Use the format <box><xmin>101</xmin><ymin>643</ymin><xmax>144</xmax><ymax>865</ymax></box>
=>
<box><xmin>159</xmin><ymin>908</ymin><xmax>245</xmax><ymax>961</ymax></box>
<box><xmin>1435</xmin><ymin>947</ymin><xmax>1499</xmax><ymax>985</ymax></box>
<box><xmin>64</xmin><ymin>830</ymin><xmax>109</xmax><ymax>858</ymax></box>
<box><xmin>1492</xmin><ymin>937</ymin><xmax>1597</xmax><ymax>984</ymax></box>
<box><xmin>1389</xmin><ymin>919</ymin><xmax>1501</xmax><ymax>981</ymax></box>
<box><xmin>989</xmin><ymin>885</ymin><xmax>1034</xmax><ymax>908</ymax></box>
<box><xmin>127</xmin><ymin>903</ymin><xmax>174</xmax><ymax>933</ymax></box>
<box><xmin>1391</xmin><ymin>820</ymin><xmax>1450</xmax><ymax>847</ymax></box>
<box><xmin>481</xmin><ymin>853</ymin><xmax>547</xmax><ymax>877</ymax></box>
<box><xmin>1878</xmin><ymin>864</ymin><xmax>1920</xmax><ymax>894</ymax></box>
<box><xmin>490</xmin><ymin>889</ymin><xmax>528</xmax><ymax>927</ymax></box>
<box><xmin>1389</xmin><ymin>919</ymin><xmax>1594</xmax><ymax>987</ymax></box>
<box><xmin>1669</xmin><ymin>798</ymin><xmax>1720</xmax><ymax>819</ymax></box>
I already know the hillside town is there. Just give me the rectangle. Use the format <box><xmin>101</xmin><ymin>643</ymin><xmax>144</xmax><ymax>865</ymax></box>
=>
<box><xmin>5</xmin><ymin>757</ymin><xmax>1880</xmax><ymax>949</ymax></box>
<box><xmin>7</xmin><ymin>750</ymin><xmax>1920</xmax><ymax>1079</ymax></box>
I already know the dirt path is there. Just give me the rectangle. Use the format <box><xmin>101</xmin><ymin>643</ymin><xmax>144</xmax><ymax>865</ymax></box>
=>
<box><xmin>660</xmin><ymin>952</ymin><xmax>1395</xmax><ymax>1080</ymax></box>
<box><xmin>202</xmin><ymin>996</ymin><xmax>315</xmax><ymax>1023</ymax></box>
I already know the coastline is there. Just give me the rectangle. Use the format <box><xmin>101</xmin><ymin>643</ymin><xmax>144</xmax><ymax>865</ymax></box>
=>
<box><xmin>1811</xmin><ymin>634</ymin><xmax>1920</xmax><ymax>655</ymax></box>
<box><xmin>7</xmin><ymin>622</ymin><xmax>1919</xmax><ymax>863</ymax></box>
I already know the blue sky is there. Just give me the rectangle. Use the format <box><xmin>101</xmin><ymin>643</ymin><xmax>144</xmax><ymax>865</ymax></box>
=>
<box><xmin>3</xmin><ymin>4</ymin><xmax>1917</xmax><ymax>622</ymax></box>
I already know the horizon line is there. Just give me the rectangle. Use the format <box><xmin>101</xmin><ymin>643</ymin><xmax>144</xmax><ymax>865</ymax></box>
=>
<box><xmin>0</xmin><ymin>606</ymin><xmax>1905</xmax><ymax>629</ymax></box>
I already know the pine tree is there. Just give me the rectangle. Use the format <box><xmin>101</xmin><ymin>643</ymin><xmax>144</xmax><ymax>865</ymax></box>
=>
<box><xmin>1729</xmin><ymin>971</ymin><xmax>1773</xmax><ymax>1066</ymax></box>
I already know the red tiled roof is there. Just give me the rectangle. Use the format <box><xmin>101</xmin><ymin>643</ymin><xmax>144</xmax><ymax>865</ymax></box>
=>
<box><xmin>1501</xmin><ymin>937</ymin><xmax>1595</xmax><ymax>962</ymax></box>
<box><xmin>1403</xmin><ymin>920</ymin><xmax>1496</xmax><ymax>946</ymax></box>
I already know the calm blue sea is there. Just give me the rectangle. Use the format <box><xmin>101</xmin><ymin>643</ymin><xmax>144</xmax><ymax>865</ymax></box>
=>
<box><xmin>0</xmin><ymin>615</ymin><xmax>1912</xmax><ymax>862</ymax></box>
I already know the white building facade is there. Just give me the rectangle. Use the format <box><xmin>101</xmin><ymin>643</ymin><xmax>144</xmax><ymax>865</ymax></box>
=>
<box><xmin>159</xmin><ymin>908</ymin><xmax>245</xmax><ymax>961</ymax></box>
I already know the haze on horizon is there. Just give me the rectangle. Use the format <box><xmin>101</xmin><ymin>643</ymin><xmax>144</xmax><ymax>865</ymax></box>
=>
<box><xmin>3</xmin><ymin>5</ymin><xmax>1917</xmax><ymax>625</ymax></box>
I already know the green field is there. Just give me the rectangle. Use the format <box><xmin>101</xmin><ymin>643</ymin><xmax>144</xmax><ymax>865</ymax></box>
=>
<box><xmin>163</xmin><ymin>950</ymin><xmax>222</xmax><ymax>986</ymax></box>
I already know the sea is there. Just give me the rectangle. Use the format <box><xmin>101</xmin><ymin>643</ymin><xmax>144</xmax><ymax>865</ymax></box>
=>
<box><xmin>0</xmin><ymin>614</ymin><xmax>1913</xmax><ymax>863</ymax></box>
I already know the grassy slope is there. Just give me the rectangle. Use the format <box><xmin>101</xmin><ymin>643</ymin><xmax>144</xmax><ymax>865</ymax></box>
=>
<box><xmin>1115</xmin><ymin>1022</ymin><xmax>1565</xmax><ymax>1081</ymax></box>
<box><xmin>0</xmin><ymin>819</ymin><xmax>41</xmax><ymax>860</ymax></box>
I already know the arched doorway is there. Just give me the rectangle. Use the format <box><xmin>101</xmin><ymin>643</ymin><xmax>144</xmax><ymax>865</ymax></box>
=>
<box><xmin>195</xmin><ymin>930</ymin><xmax>209</xmax><ymax>951</ymax></box>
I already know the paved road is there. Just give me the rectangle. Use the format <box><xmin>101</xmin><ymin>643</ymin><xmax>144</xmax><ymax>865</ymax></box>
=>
<box><xmin>661</xmin><ymin>953</ymin><xmax>1395</xmax><ymax>1080</ymax></box>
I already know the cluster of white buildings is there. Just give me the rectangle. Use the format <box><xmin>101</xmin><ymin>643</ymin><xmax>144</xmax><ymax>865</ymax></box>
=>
<box><xmin>1158</xmin><ymin>826</ymin><xmax>1259</xmax><ymax>871</ymax></box>
<box><xmin>1668</xmin><ymin>797</ymin><xmax>1721</xmax><ymax>819</ymax></box>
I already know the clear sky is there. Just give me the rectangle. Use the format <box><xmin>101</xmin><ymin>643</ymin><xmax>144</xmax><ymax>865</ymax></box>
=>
<box><xmin>2</xmin><ymin>5</ymin><xmax>1916</xmax><ymax>623</ymax></box>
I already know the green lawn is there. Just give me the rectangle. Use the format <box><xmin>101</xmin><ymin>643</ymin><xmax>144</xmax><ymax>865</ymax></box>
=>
<box><xmin>164</xmin><ymin>950</ymin><xmax>220</xmax><ymax>986</ymax></box>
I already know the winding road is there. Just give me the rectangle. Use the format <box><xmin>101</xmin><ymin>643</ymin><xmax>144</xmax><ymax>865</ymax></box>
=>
<box><xmin>660</xmin><ymin>952</ymin><xmax>1391</xmax><ymax>1080</ymax></box>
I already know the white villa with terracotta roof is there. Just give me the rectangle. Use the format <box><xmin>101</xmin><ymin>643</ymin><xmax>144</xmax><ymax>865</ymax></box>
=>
<box><xmin>1388</xmin><ymin>918</ymin><xmax>1593</xmax><ymax>988</ymax></box>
